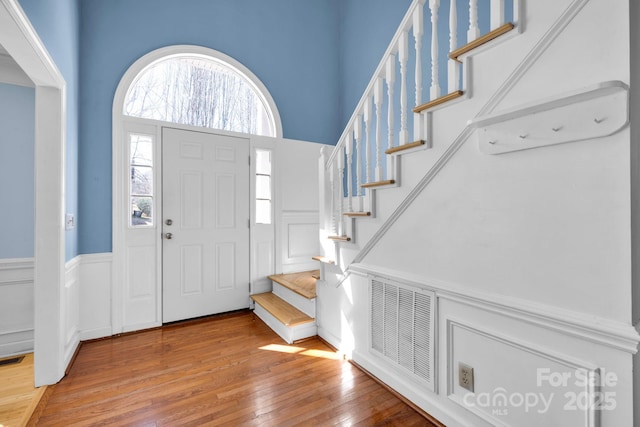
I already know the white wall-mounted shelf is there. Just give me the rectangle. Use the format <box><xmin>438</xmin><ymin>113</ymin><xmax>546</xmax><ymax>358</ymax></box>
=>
<box><xmin>469</xmin><ymin>80</ymin><xmax>629</xmax><ymax>155</ymax></box>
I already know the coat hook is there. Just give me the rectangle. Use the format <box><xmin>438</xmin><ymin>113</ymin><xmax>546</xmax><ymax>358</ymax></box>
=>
<box><xmin>552</xmin><ymin>126</ymin><xmax>562</xmax><ymax>132</ymax></box>
<box><xmin>594</xmin><ymin>118</ymin><xmax>604</xmax><ymax>124</ymax></box>
<box><xmin>488</xmin><ymin>140</ymin><xmax>496</xmax><ymax>145</ymax></box>
<box><xmin>519</xmin><ymin>134</ymin><xmax>527</xmax><ymax>139</ymax></box>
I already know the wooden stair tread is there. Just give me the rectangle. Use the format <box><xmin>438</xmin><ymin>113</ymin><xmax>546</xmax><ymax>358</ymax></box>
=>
<box><xmin>385</xmin><ymin>140</ymin><xmax>425</xmax><ymax>155</ymax></box>
<box><xmin>361</xmin><ymin>180</ymin><xmax>395</xmax><ymax>188</ymax></box>
<box><xmin>268</xmin><ymin>270</ymin><xmax>319</xmax><ymax>299</ymax></box>
<box><xmin>251</xmin><ymin>293</ymin><xmax>314</xmax><ymax>327</ymax></box>
<box><xmin>414</xmin><ymin>91</ymin><xmax>464</xmax><ymax>113</ymax></box>
<box><xmin>328</xmin><ymin>235</ymin><xmax>351</xmax><ymax>242</ymax></box>
<box><xmin>344</xmin><ymin>211</ymin><xmax>372</xmax><ymax>217</ymax></box>
<box><xmin>312</xmin><ymin>256</ymin><xmax>335</xmax><ymax>264</ymax></box>
<box><xmin>449</xmin><ymin>22</ymin><xmax>515</xmax><ymax>61</ymax></box>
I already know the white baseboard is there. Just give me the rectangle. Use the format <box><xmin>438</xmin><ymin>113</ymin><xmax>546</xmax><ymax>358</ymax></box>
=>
<box><xmin>352</xmin><ymin>349</ymin><xmax>468</xmax><ymax>427</ymax></box>
<box><xmin>0</xmin><ymin>329</ymin><xmax>33</xmax><ymax>358</ymax></box>
<box><xmin>317</xmin><ymin>326</ymin><xmax>344</xmax><ymax>353</ymax></box>
<box><xmin>80</xmin><ymin>327</ymin><xmax>113</xmax><ymax>341</ymax></box>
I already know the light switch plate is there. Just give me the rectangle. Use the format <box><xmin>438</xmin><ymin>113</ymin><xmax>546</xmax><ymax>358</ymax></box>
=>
<box><xmin>65</xmin><ymin>213</ymin><xmax>75</xmax><ymax>230</ymax></box>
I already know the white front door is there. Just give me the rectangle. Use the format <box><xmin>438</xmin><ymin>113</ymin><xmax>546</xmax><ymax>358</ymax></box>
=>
<box><xmin>162</xmin><ymin>127</ymin><xmax>250</xmax><ymax>323</ymax></box>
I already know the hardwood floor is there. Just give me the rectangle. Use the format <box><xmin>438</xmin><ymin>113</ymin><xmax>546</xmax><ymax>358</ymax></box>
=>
<box><xmin>0</xmin><ymin>353</ymin><xmax>47</xmax><ymax>427</ymax></box>
<box><xmin>30</xmin><ymin>311</ymin><xmax>438</xmax><ymax>426</ymax></box>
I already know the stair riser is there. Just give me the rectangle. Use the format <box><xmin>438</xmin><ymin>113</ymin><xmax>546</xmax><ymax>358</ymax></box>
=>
<box><xmin>272</xmin><ymin>282</ymin><xmax>316</xmax><ymax>318</ymax></box>
<box><xmin>254</xmin><ymin>303</ymin><xmax>317</xmax><ymax>344</ymax></box>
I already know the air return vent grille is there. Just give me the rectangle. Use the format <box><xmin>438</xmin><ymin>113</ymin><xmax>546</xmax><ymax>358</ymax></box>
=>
<box><xmin>370</xmin><ymin>277</ymin><xmax>435</xmax><ymax>390</ymax></box>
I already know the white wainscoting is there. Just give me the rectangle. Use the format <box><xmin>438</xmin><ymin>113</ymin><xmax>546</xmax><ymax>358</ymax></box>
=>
<box><xmin>0</xmin><ymin>254</ymin><xmax>112</xmax><ymax>362</ymax></box>
<box><xmin>0</xmin><ymin>258</ymin><xmax>34</xmax><ymax>357</ymax></box>
<box><xmin>79</xmin><ymin>253</ymin><xmax>113</xmax><ymax>340</ymax></box>
<box><xmin>279</xmin><ymin>211</ymin><xmax>319</xmax><ymax>274</ymax></box>
<box><xmin>340</xmin><ymin>265</ymin><xmax>639</xmax><ymax>427</ymax></box>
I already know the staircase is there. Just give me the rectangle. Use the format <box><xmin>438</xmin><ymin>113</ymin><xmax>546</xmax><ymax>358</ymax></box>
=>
<box><xmin>321</xmin><ymin>0</ymin><xmax>522</xmax><ymax>269</ymax></box>
<box><xmin>251</xmin><ymin>270</ymin><xmax>319</xmax><ymax>344</ymax></box>
<box><xmin>255</xmin><ymin>0</ymin><xmax>524</xmax><ymax>345</ymax></box>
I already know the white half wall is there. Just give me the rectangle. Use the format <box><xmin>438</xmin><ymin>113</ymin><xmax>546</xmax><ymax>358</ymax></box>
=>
<box><xmin>275</xmin><ymin>138</ymin><xmax>322</xmax><ymax>274</ymax></box>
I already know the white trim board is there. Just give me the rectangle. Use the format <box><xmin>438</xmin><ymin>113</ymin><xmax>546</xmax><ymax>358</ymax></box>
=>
<box><xmin>0</xmin><ymin>0</ymin><xmax>68</xmax><ymax>386</ymax></box>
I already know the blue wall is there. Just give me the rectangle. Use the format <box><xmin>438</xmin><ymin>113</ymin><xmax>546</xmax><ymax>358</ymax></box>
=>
<box><xmin>19</xmin><ymin>0</ymin><xmax>81</xmax><ymax>261</ymax></box>
<box><xmin>0</xmin><ymin>83</ymin><xmax>35</xmax><ymax>259</ymax></box>
<box><xmin>338</xmin><ymin>0</ymin><xmax>412</xmax><ymax>131</ymax></box>
<box><xmin>77</xmin><ymin>0</ymin><xmax>341</xmax><ymax>254</ymax></box>
<box><xmin>17</xmin><ymin>0</ymin><xmax>502</xmax><ymax>256</ymax></box>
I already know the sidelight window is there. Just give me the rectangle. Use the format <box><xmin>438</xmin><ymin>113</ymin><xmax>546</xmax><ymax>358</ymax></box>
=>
<box><xmin>255</xmin><ymin>149</ymin><xmax>272</xmax><ymax>224</ymax></box>
<box><xmin>130</xmin><ymin>133</ymin><xmax>154</xmax><ymax>227</ymax></box>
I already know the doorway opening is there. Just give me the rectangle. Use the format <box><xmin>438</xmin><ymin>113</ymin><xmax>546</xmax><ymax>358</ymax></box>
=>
<box><xmin>112</xmin><ymin>45</ymin><xmax>282</xmax><ymax>331</ymax></box>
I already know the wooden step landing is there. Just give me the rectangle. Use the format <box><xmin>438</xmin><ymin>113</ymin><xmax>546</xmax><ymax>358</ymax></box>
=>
<box><xmin>268</xmin><ymin>270</ymin><xmax>319</xmax><ymax>299</ymax></box>
<box><xmin>361</xmin><ymin>180</ymin><xmax>396</xmax><ymax>189</ymax></box>
<box><xmin>251</xmin><ymin>293</ymin><xmax>314</xmax><ymax>327</ymax></box>
<box><xmin>449</xmin><ymin>22</ymin><xmax>515</xmax><ymax>62</ymax></box>
<box><xmin>385</xmin><ymin>140</ymin><xmax>425</xmax><ymax>155</ymax></box>
<box><xmin>414</xmin><ymin>91</ymin><xmax>464</xmax><ymax>113</ymax></box>
<box><xmin>344</xmin><ymin>211</ymin><xmax>371</xmax><ymax>217</ymax></box>
<box><xmin>312</xmin><ymin>256</ymin><xmax>335</xmax><ymax>264</ymax></box>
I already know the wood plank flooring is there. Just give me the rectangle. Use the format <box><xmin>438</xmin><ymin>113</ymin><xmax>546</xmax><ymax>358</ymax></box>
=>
<box><xmin>30</xmin><ymin>311</ymin><xmax>438</xmax><ymax>426</ymax></box>
<box><xmin>0</xmin><ymin>353</ymin><xmax>47</xmax><ymax>427</ymax></box>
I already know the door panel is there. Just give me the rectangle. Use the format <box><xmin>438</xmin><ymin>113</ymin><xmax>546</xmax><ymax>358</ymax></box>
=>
<box><xmin>162</xmin><ymin>128</ymin><xmax>250</xmax><ymax>323</ymax></box>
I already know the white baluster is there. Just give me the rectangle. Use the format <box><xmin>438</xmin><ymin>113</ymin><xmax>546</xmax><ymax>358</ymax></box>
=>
<box><xmin>386</xmin><ymin>55</ymin><xmax>396</xmax><ymax>150</ymax></box>
<box><xmin>399</xmin><ymin>31</ymin><xmax>409</xmax><ymax>145</ymax></box>
<box><xmin>354</xmin><ymin>117</ymin><xmax>364</xmax><ymax>212</ymax></box>
<box><xmin>490</xmin><ymin>0</ymin><xmax>505</xmax><ymax>30</ymax></box>
<box><xmin>345</xmin><ymin>132</ymin><xmax>353</xmax><ymax>213</ymax></box>
<box><xmin>374</xmin><ymin>78</ymin><xmax>383</xmax><ymax>181</ymax></box>
<box><xmin>330</xmin><ymin>163</ymin><xmax>337</xmax><ymax>235</ymax></box>
<box><xmin>429</xmin><ymin>0</ymin><xmax>441</xmax><ymax>100</ymax></box>
<box><xmin>336</xmin><ymin>148</ymin><xmax>345</xmax><ymax>235</ymax></box>
<box><xmin>448</xmin><ymin>0</ymin><xmax>460</xmax><ymax>93</ymax></box>
<box><xmin>364</xmin><ymin>97</ymin><xmax>372</xmax><ymax>184</ymax></box>
<box><xmin>413</xmin><ymin>3</ymin><xmax>424</xmax><ymax>140</ymax></box>
<box><xmin>413</xmin><ymin>5</ymin><xmax>424</xmax><ymax>107</ymax></box>
<box><xmin>468</xmin><ymin>0</ymin><xmax>480</xmax><ymax>42</ymax></box>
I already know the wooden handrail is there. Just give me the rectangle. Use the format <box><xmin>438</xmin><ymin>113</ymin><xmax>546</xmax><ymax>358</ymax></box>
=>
<box><xmin>385</xmin><ymin>140</ymin><xmax>425</xmax><ymax>155</ymax></box>
<box><xmin>449</xmin><ymin>22</ymin><xmax>515</xmax><ymax>62</ymax></box>
<box><xmin>328</xmin><ymin>235</ymin><xmax>352</xmax><ymax>242</ymax></box>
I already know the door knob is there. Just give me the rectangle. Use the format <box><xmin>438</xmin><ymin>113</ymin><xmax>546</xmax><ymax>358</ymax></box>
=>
<box><xmin>165</xmin><ymin>233</ymin><xmax>173</xmax><ymax>240</ymax></box>
<box><xmin>165</xmin><ymin>219</ymin><xmax>173</xmax><ymax>226</ymax></box>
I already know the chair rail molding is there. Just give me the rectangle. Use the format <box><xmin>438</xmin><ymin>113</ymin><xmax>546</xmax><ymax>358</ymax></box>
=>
<box><xmin>350</xmin><ymin>263</ymin><xmax>640</xmax><ymax>355</ymax></box>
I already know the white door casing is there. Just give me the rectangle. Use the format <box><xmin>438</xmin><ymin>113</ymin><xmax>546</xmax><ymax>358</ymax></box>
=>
<box><xmin>113</xmin><ymin>46</ymin><xmax>283</xmax><ymax>333</ymax></box>
<box><xmin>162</xmin><ymin>127</ymin><xmax>250</xmax><ymax>322</ymax></box>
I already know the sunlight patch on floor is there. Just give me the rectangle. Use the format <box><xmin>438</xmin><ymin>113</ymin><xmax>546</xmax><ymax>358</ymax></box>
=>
<box><xmin>259</xmin><ymin>344</ymin><xmax>342</xmax><ymax>360</ymax></box>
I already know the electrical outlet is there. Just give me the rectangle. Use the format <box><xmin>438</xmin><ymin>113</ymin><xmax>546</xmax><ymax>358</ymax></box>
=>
<box><xmin>459</xmin><ymin>362</ymin><xmax>474</xmax><ymax>392</ymax></box>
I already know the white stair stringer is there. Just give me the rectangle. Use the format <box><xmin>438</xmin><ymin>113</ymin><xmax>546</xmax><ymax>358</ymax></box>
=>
<box><xmin>272</xmin><ymin>281</ymin><xmax>316</xmax><ymax>318</ymax></box>
<box><xmin>253</xmin><ymin>302</ymin><xmax>317</xmax><ymax>345</ymax></box>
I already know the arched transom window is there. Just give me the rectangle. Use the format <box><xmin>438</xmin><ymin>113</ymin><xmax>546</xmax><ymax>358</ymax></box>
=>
<box><xmin>124</xmin><ymin>54</ymin><xmax>277</xmax><ymax>137</ymax></box>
